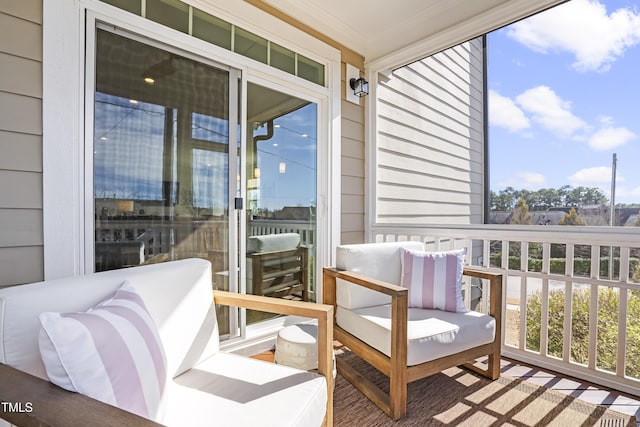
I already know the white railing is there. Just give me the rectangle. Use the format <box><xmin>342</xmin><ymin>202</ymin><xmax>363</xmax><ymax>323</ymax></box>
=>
<box><xmin>370</xmin><ymin>223</ymin><xmax>640</xmax><ymax>397</ymax></box>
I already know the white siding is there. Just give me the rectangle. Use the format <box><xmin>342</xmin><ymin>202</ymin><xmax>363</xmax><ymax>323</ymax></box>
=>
<box><xmin>375</xmin><ymin>38</ymin><xmax>484</xmax><ymax>225</ymax></box>
<box><xmin>0</xmin><ymin>1</ymin><xmax>44</xmax><ymax>286</ymax></box>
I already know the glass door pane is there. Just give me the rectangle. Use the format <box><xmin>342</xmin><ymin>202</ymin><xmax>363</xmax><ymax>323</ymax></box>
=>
<box><xmin>93</xmin><ymin>30</ymin><xmax>231</xmax><ymax>308</ymax></box>
<box><xmin>245</xmin><ymin>82</ymin><xmax>317</xmax><ymax>324</ymax></box>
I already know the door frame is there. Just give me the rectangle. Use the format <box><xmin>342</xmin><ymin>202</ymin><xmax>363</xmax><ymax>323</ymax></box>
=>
<box><xmin>43</xmin><ymin>0</ymin><xmax>341</xmax><ymax>312</ymax></box>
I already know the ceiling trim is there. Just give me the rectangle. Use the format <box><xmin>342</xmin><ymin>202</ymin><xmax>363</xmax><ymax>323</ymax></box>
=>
<box><xmin>367</xmin><ymin>0</ymin><xmax>568</xmax><ymax>71</ymax></box>
<box><xmin>243</xmin><ymin>0</ymin><xmax>365</xmax><ymax>69</ymax></box>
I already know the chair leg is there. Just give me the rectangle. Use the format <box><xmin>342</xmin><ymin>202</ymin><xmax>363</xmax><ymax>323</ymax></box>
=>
<box><xmin>389</xmin><ymin>343</ymin><xmax>407</xmax><ymax>420</ymax></box>
<box><xmin>389</xmin><ymin>373</ymin><xmax>407</xmax><ymax>420</ymax></box>
<box><xmin>487</xmin><ymin>353</ymin><xmax>500</xmax><ymax>380</ymax></box>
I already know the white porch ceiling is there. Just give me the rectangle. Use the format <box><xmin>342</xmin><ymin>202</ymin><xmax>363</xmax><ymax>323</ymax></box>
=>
<box><xmin>260</xmin><ymin>0</ymin><xmax>567</xmax><ymax>69</ymax></box>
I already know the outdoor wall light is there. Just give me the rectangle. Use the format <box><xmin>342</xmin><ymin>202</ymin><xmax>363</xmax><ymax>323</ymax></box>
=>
<box><xmin>349</xmin><ymin>77</ymin><xmax>369</xmax><ymax>97</ymax></box>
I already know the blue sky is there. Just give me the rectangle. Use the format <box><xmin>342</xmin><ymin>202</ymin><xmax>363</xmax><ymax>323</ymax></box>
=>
<box><xmin>488</xmin><ymin>0</ymin><xmax>640</xmax><ymax>204</ymax></box>
<box><xmin>253</xmin><ymin>103</ymin><xmax>317</xmax><ymax>211</ymax></box>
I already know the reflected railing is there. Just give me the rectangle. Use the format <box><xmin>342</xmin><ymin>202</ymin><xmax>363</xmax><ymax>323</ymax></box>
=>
<box><xmin>248</xmin><ymin>219</ymin><xmax>315</xmax><ymax>247</ymax></box>
<box><xmin>370</xmin><ymin>223</ymin><xmax>640</xmax><ymax>397</ymax></box>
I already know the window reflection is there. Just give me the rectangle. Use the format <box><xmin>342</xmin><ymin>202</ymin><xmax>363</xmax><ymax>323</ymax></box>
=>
<box><xmin>93</xmin><ymin>29</ymin><xmax>230</xmax><ymax>281</ymax></box>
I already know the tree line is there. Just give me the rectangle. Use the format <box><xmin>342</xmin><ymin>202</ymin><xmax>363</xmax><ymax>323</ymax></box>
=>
<box><xmin>490</xmin><ymin>185</ymin><xmax>608</xmax><ymax>211</ymax></box>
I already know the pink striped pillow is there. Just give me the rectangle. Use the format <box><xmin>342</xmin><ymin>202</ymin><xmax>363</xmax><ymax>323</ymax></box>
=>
<box><xmin>400</xmin><ymin>248</ymin><xmax>467</xmax><ymax>312</ymax></box>
<box><xmin>38</xmin><ymin>281</ymin><xmax>167</xmax><ymax>421</ymax></box>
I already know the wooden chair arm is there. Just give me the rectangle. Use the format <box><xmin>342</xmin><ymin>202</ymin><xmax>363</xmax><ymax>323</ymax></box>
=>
<box><xmin>322</xmin><ymin>268</ymin><xmax>408</xmax><ymax>297</ymax></box>
<box><xmin>462</xmin><ymin>267</ymin><xmax>503</xmax><ymax>318</ymax></box>
<box><xmin>213</xmin><ymin>289</ymin><xmax>332</xmax><ymax>320</ymax></box>
<box><xmin>0</xmin><ymin>363</ymin><xmax>163</xmax><ymax>427</ymax></box>
<box><xmin>323</xmin><ymin>267</ymin><xmax>502</xmax><ymax>314</ymax></box>
<box><xmin>213</xmin><ymin>290</ymin><xmax>334</xmax><ymax>426</ymax></box>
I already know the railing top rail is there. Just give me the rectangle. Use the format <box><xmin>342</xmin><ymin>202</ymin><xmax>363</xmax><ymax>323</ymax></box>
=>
<box><xmin>370</xmin><ymin>223</ymin><xmax>640</xmax><ymax>247</ymax></box>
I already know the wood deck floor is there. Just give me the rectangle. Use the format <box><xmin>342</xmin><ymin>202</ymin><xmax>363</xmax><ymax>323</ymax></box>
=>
<box><xmin>252</xmin><ymin>349</ymin><xmax>640</xmax><ymax>425</ymax></box>
<box><xmin>499</xmin><ymin>358</ymin><xmax>640</xmax><ymax>425</ymax></box>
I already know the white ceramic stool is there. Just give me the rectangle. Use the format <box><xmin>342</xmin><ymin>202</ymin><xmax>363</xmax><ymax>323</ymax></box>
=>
<box><xmin>275</xmin><ymin>324</ymin><xmax>336</xmax><ymax>378</ymax></box>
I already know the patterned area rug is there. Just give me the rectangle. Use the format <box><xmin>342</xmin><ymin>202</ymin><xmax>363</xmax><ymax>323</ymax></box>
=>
<box><xmin>333</xmin><ymin>351</ymin><xmax>636</xmax><ymax>426</ymax></box>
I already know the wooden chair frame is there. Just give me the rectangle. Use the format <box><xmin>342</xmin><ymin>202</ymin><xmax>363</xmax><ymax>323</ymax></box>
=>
<box><xmin>248</xmin><ymin>246</ymin><xmax>309</xmax><ymax>301</ymax></box>
<box><xmin>323</xmin><ymin>267</ymin><xmax>502</xmax><ymax>420</ymax></box>
<box><xmin>1</xmin><ymin>291</ymin><xmax>334</xmax><ymax>427</ymax></box>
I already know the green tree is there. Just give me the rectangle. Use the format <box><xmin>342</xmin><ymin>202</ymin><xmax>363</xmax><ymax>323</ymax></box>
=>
<box><xmin>510</xmin><ymin>198</ymin><xmax>532</xmax><ymax>225</ymax></box>
<box><xmin>559</xmin><ymin>207</ymin><xmax>586</xmax><ymax>225</ymax></box>
<box><xmin>490</xmin><ymin>191</ymin><xmax>511</xmax><ymax>211</ymax></box>
<box><xmin>491</xmin><ymin>185</ymin><xmax>608</xmax><ymax>212</ymax></box>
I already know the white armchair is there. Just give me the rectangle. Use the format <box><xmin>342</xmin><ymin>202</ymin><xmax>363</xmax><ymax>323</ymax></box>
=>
<box><xmin>323</xmin><ymin>241</ymin><xmax>502</xmax><ymax>420</ymax></box>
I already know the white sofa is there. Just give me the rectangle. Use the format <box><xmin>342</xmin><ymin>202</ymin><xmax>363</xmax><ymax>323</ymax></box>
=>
<box><xmin>0</xmin><ymin>258</ymin><xmax>333</xmax><ymax>427</ymax></box>
<box><xmin>323</xmin><ymin>241</ymin><xmax>502</xmax><ymax>420</ymax></box>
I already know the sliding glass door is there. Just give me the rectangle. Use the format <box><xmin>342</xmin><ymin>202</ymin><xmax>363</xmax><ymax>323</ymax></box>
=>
<box><xmin>90</xmin><ymin>26</ymin><xmax>320</xmax><ymax>335</ymax></box>
<box><xmin>245</xmin><ymin>82</ymin><xmax>318</xmax><ymax>324</ymax></box>
<box><xmin>92</xmin><ymin>28</ymin><xmax>235</xmax><ymax>291</ymax></box>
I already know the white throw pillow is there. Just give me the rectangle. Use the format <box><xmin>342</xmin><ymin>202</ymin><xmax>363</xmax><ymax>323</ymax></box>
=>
<box><xmin>400</xmin><ymin>247</ymin><xmax>467</xmax><ymax>312</ymax></box>
<box><xmin>38</xmin><ymin>281</ymin><xmax>167</xmax><ymax>421</ymax></box>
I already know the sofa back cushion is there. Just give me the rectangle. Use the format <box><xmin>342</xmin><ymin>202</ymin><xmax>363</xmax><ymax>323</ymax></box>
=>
<box><xmin>0</xmin><ymin>258</ymin><xmax>215</xmax><ymax>380</ymax></box>
<box><xmin>247</xmin><ymin>233</ymin><xmax>300</xmax><ymax>253</ymax></box>
<box><xmin>336</xmin><ymin>241</ymin><xmax>424</xmax><ymax>309</ymax></box>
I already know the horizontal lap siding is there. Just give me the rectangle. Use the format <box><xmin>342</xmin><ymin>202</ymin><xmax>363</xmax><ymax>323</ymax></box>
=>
<box><xmin>341</xmin><ymin>63</ymin><xmax>365</xmax><ymax>244</ymax></box>
<box><xmin>0</xmin><ymin>1</ymin><xmax>44</xmax><ymax>286</ymax></box>
<box><xmin>376</xmin><ymin>38</ymin><xmax>484</xmax><ymax>225</ymax></box>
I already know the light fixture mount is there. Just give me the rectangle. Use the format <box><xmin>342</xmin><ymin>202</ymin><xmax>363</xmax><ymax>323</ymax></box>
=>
<box><xmin>349</xmin><ymin>77</ymin><xmax>369</xmax><ymax>97</ymax></box>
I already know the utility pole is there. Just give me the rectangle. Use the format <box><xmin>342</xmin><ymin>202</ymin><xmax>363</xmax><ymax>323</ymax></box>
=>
<box><xmin>609</xmin><ymin>153</ymin><xmax>617</xmax><ymax>279</ymax></box>
<box><xmin>610</xmin><ymin>153</ymin><xmax>617</xmax><ymax>227</ymax></box>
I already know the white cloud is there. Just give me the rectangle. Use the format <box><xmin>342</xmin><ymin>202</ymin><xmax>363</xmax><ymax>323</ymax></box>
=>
<box><xmin>499</xmin><ymin>172</ymin><xmax>547</xmax><ymax>189</ymax></box>
<box><xmin>617</xmin><ymin>186</ymin><xmax>640</xmax><ymax>199</ymax></box>
<box><xmin>568</xmin><ymin>166</ymin><xmax>624</xmax><ymax>186</ymax></box>
<box><xmin>506</xmin><ymin>0</ymin><xmax>640</xmax><ymax>72</ymax></box>
<box><xmin>488</xmin><ymin>90</ymin><xmax>530</xmax><ymax>132</ymax></box>
<box><xmin>588</xmin><ymin>124</ymin><xmax>635</xmax><ymax>150</ymax></box>
<box><xmin>516</xmin><ymin>86</ymin><xmax>588</xmax><ymax>138</ymax></box>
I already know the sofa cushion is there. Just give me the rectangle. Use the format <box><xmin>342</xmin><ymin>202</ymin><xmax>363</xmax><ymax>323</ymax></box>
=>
<box><xmin>400</xmin><ymin>247</ymin><xmax>467</xmax><ymax>312</ymax></box>
<box><xmin>38</xmin><ymin>281</ymin><xmax>167</xmax><ymax>421</ymax></box>
<box><xmin>335</xmin><ymin>241</ymin><xmax>424</xmax><ymax>309</ymax></box>
<box><xmin>163</xmin><ymin>352</ymin><xmax>327</xmax><ymax>427</ymax></box>
<box><xmin>336</xmin><ymin>305</ymin><xmax>495</xmax><ymax>366</ymax></box>
<box><xmin>247</xmin><ymin>233</ymin><xmax>300</xmax><ymax>253</ymax></box>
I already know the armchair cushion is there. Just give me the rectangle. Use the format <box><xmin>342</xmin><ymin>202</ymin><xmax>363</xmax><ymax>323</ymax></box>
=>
<box><xmin>336</xmin><ymin>304</ymin><xmax>496</xmax><ymax>366</ymax></box>
<box><xmin>247</xmin><ymin>233</ymin><xmax>300</xmax><ymax>253</ymax></box>
<box><xmin>400</xmin><ymin>247</ymin><xmax>467</xmax><ymax>312</ymax></box>
<box><xmin>336</xmin><ymin>241</ymin><xmax>424</xmax><ymax>309</ymax></box>
<box><xmin>38</xmin><ymin>281</ymin><xmax>167</xmax><ymax>421</ymax></box>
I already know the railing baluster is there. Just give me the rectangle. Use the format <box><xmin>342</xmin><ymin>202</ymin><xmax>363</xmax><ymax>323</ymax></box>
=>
<box><xmin>563</xmin><ymin>280</ymin><xmax>572</xmax><ymax>363</ymax></box>
<box><xmin>541</xmin><ymin>276</ymin><xmax>549</xmax><ymax>357</ymax></box>
<box><xmin>517</xmin><ymin>274</ymin><xmax>525</xmax><ymax>351</ymax></box>
<box><xmin>589</xmin><ymin>245</ymin><xmax>600</xmax><ymax>370</ymax></box>
<box><xmin>501</xmin><ymin>240</ymin><xmax>509</xmax><ymax>270</ymax></box>
<box><xmin>618</xmin><ymin>287</ymin><xmax>628</xmax><ymax>378</ymax></box>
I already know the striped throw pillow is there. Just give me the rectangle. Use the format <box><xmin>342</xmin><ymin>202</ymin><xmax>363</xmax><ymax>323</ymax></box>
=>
<box><xmin>38</xmin><ymin>281</ymin><xmax>167</xmax><ymax>421</ymax></box>
<box><xmin>400</xmin><ymin>247</ymin><xmax>467</xmax><ymax>312</ymax></box>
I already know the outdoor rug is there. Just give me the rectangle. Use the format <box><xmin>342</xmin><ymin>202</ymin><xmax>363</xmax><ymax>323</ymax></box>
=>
<box><xmin>333</xmin><ymin>350</ymin><xmax>637</xmax><ymax>426</ymax></box>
